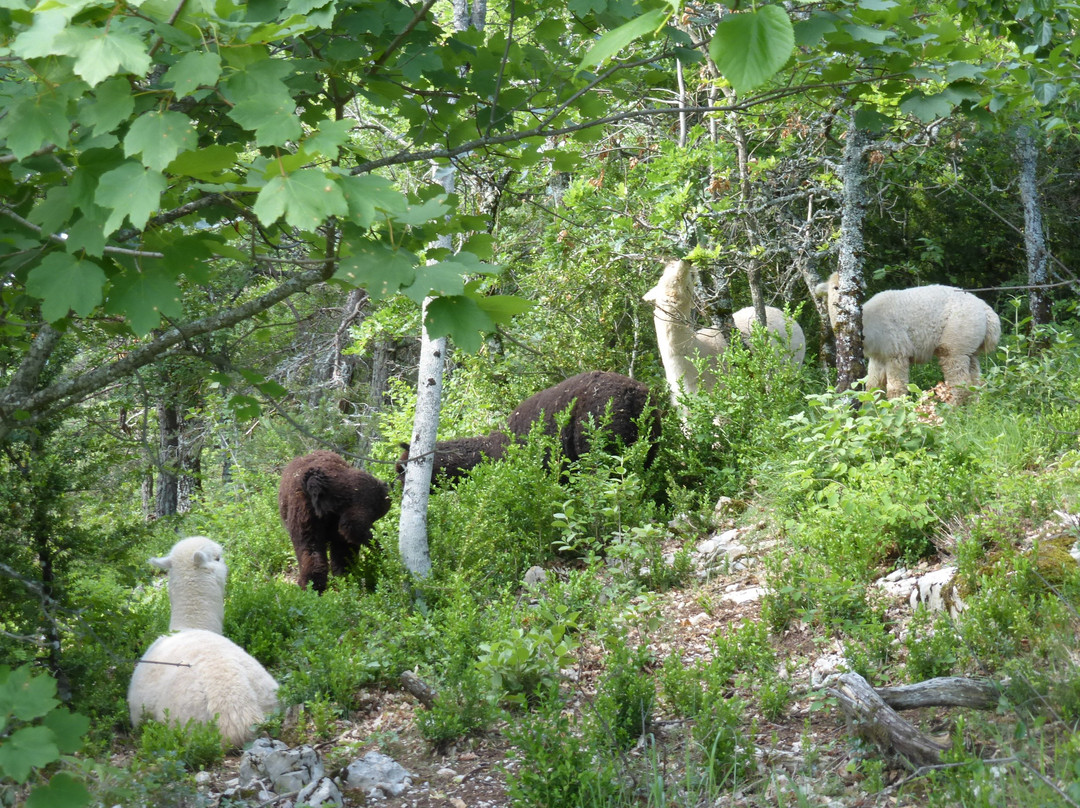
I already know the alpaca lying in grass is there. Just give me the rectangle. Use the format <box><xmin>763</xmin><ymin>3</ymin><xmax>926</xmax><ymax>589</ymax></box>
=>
<box><xmin>643</xmin><ymin>258</ymin><xmax>805</xmax><ymax>409</ymax></box>
<box><xmin>127</xmin><ymin>536</ymin><xmax>279</xmax><ymax>746</ymax></box>
<box><xmin>815</xmin><ymin>271</ymin><xmax>1001</xmax><ymax>402</ymax></box>
<box><xmin>396</xmin><ymin>371</ymin><xmax>662</xmax><ymax>487</ymax></box>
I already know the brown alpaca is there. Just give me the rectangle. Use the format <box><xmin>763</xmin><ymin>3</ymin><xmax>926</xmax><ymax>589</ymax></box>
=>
<box><xmin>397</xmin><ymin>371</ymin><xmax>663</xmax><ymax>489</ymax></box>
<box><xmin>278</xmin><ymin>451</ymin><xmax>391</xmax><ymax>592</ymax></box>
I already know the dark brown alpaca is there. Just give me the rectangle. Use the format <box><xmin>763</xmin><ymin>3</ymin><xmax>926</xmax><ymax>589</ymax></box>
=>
<box><xmin>396</xmin><ymin>371</ymin><xmax>662</xmax><ymax>488</ymax></box>
<box><xmin>278</xmin><ymin>451</ymin><xmax>391</xmax><ymax>592</ymax></box>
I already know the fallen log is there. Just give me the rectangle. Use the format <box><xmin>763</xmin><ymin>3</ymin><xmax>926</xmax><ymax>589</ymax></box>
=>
<box><xmin>400</xmin><ymin>670</ymin><xmax>438</xmax><ymax>709</ymax></box>
<box><xmin>876</xmin><ymin>676</ymin><xmax>1001</xmax><ymax>711</ymax></box>
<box><xmin>828</xmin><ymin>672</ymin><xmax>950</xmax><ymax>769</ymax></box>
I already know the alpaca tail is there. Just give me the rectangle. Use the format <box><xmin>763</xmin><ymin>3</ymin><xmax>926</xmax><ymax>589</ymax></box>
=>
<box><xmin>981</xmin><ymin>306</ymin><xmax>1002</xmax><ymax>355</ymax></box>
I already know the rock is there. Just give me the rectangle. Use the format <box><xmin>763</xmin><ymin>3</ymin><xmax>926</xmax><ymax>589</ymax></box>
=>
<box><xmin>436</xmin><ymin>767</ymin><xmax>458</xmax><ymax>779</ymax></box>
<box><xmin>523</xmin><ymin>565</ymin><xmax>547</xmax><ymax>589</ymax></box>
<box><xmin>341</xmin><ymin>750</ymin><xmax>414</xmax><ymax>799</ymax></box>
<box><xmin>909</xmin><ymin>566</ymin><xmax>964</xmax><ymax>618</ymax></box>
<box><xmin>298</xmin><ymin>777</ymin><xmax>343</xmax><ymax>807</ymax></box>
<box><xmin>721</xmin><ymin>586</ymin><xmax>766</xmax><ymax>605</ymax></box>
<box><xmin>238</xmin><ymin>739</ymin><xmax>324</xmax><ymax>794</ymax></box>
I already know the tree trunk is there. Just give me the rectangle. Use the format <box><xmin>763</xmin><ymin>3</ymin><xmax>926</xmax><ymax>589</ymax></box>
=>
<box><xmin>177</xmin><ymin>419</ymin><xmax>202</xmax><ymax>514</ymax></box>
<box><xmin>397</xmin><ymin>299</ymin><xmax>443</xmax><ymax>580</ymax></box>
<box><xmin>356</xmin><ymin>338</ymin><xmax>393</xmax><ymax>462</ymax></box>
<box><xmin>398</xmin><ymin>0</ymin><xmax>485</xmax><ymax>581</ymax></box>
<box><xmin>1016</xmin><ymin>125</ymin><xmax>1051</xmax><ymax>328</ymax></box>
<box><xmin>155</xmin><ymin>402</ymin><xmax>179</xmax><ymax>518</ymax></box>
<box><xmin>834</xmin><ymin>117</ymin><xmax>870</xmax><ymax>393</ymax></box>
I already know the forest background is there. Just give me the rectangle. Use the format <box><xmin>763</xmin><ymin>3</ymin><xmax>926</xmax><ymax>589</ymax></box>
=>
<box><xmin>3</xmin><ymin>0</ymin><xmax>1080</xmax><ymax>806</ymax></box>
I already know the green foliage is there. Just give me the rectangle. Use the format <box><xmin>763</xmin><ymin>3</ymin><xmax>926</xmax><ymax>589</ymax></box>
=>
<box><xmin>661</xmin><ymin>331</ymin><xmax>815</xmax><ymax>503</ymax></box>
<box><xmin>476</xmin><ymin>604</ymin><xmax>579</xmax><ymax>707</ymax></box>
<box><xmin>591</xmin><ymin>642</ymin><xmax>655</xmax><ymax>751</ymax></box>
<box><xmin>0</xmin><ymin>665</ymin><xmax>90</xmax><ymax>808</ymax></box>
<box><xmin>135</xmin><ymin>714</ymin><xmax>224</xmax><ymax>771</ymax></box>
<box><xmin>504</xmin><ymin>693</ymin><xmax>627</xmax><ymax>808</ymax></box>
<box><xmin>904</xmin><ymin>608</ymin><xmax>963</xmax><ymax>682</ymax></box>
<box><xmin>414</xmin><ymin>671</ymin><xmax>497</xmax><ymax>750</ymax></box>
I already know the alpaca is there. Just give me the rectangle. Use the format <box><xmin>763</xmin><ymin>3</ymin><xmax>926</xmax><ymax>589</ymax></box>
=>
<box><xmin>643</xmin><ymin>258</ymin><xmax>806</xmax><ymax>408</ymax></box>
<box><xmin>815</xmin><ymin>272</ymin><xmax>1001</xmax><ymax>402</ymax></box>
<box><xmin>278</xmin><ymin>451</ymin><xmax>392</xmax><ymax>592</ymax></box>
<box><xmin>505</xmin><ymin>370</ymin><xmax>662</xmax><ymax>468</ymax></box>
<box><xmin>399</xmin><ymin>371</ymin><xmax>662</xmax><ymax>488</ymax></box>
<box><xmin>396</xmin><ymin>431</ymin><xmax>511</xmax><ymax>488</ymax></box>
<box><xmin>127</xmin><ymin>537</ymin><xmax>279</xmax><ymax>746</ymax></box>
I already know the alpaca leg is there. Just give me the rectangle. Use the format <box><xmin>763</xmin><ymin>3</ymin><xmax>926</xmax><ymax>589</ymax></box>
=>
<box><xmin>329</xmin><ymin>539</ymin><xmax>360</xmax><ymax>577</ymax></box>
<box><xmin>939</xmin><ymin>354</ymin><xmax>973</xmax><ymax>403</ymax></box>
<box><xmin>295</xmin><ymin>539</ymin><xmax>330</xmax><ymax>592</ymax></box>
<box><xmin>884</xmin><ymin>357</ymin><xmax>910</xmax><ymax>399</ymax></box>
<box><xmin>865</xmin><ymin>358</ymin><xmax>887</xmax><ymax>393</ymax></box>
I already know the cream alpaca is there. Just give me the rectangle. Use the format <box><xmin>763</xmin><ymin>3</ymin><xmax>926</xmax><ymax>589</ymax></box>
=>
<box><xmin>643</xmin><ymin>258</ymin><xmax>806</xmax><ymax>408</ymax></box>
<box><xmin>127</xmin><ymin>537</ymin><xmax>279</xmax><ymax>746</ymax></box>
<box><xmin>815</xmin><ymin>272</ymin><xmax>1001</xmax><ymax>402</ymax></box>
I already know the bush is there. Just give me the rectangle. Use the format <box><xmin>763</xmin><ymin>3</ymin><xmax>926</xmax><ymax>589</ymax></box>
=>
<box><xmin>591</xmin><ymin>642</ymin><xmax>655</xmax><ymax>751</ymax></box>
<box><xmin>135</xmin><ymin>714</ymin><xmax>224</xmax><ymax>770</ymax></box>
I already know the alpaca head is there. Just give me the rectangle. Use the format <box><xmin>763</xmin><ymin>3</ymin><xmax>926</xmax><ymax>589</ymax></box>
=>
<box><xmin>643</xmin><ymin>258</ymin><xmax>693</xmax><ymax>313</ymax></box>
<box><xmin>814</xmin><ymin>271</ymin><xmax>841</xmax><ymax>329</ymax></box>
<box><xmin>150</xmin><ymin>536</ymin><xmax>227</xmax><ymax>634</ymax></box>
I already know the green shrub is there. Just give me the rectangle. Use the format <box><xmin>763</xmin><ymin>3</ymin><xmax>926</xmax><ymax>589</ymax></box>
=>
<box><xmin>415</xmin><ymin>670</ymin><xmax>497</xmax><ymax>750</ymax></box>
<box><xmin>135</xmin><ymin>713</ymin><xmax>224</xmax><ymax>770</ymax></box>
<box><xmin>904</xmin><ymin>608</ymin><xmax>963</xmax><ymax>682</ymax></box>
<box><xmin>476</xmin><ymin>604</ymin><xmax>579</xmax><ymax>707</ymax></box>
<box><xmin>504</xmin><ymin>694</ymin><xmax>627</xmax><ymax>808</ymax></box>
<box><xmin>591</xmin><ymin>642</ymin><xmax>655</xmax><ymax>751</ymax></box>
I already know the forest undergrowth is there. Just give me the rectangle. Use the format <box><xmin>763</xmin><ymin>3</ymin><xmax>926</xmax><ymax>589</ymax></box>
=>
<box><xmin>4</xmin><ymin>319</ymin><xmax>1080</xmax><ymax>808</ymax></box>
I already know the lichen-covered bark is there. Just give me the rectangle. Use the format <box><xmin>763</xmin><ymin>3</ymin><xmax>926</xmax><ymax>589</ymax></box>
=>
<box><xmin>1016</xmin><ymin>125</ymin><xmax>1050</xmax><ymax>327</ymax></box>
<box><xmin>834</xmin><ymin>118</ymin><xmax>869</xmax><ymax>393</ymax></box>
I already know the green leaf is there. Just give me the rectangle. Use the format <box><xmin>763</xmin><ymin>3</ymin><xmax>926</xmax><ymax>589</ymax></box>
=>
<box><xmin>10</xmin><ymin>9</ymin><xmax>67</xmax><ymax>59</ymax></box>
<box><xmin>899</xmin><ymin>90</ymin><xmax>954</xmax><ymax>121</ymax></box>
<box><xmin>390</xmin><ymin>197</ymin><xmax>450</xmax><ymax>227</ymax></box>
<box><xmin>163</xmin><ymin>51</ymin><xmax>222</xmax><ymax>98</ymax></box>
<box><xmin>0</xmin><ymin>95</ymin><xmax>70</xmax><ymax>160</ymax></box>
<box><xmin>0</xmin><ymin>726</ymin><xmax>59</xmax><ymax>783</ymax></box>
<box><xmin>124</xmin><ymin>111</ymin><xmax>197</xmax><ymax>172</ymax></box>
<box><xmin>0</xmin><ymin>666</ymin><xmax>58</xmax><ymax>724</ymax></box>
<box><xmin>425</xmin><ymin>295</ymin><xmax>496</xmax><ymax>353</ymax></box>
<box><xmin>334</xmin><ymin>242</ymin><xmax>417</xmax><ymax>299</ymax></box>
<box><xmin>340</xmin><ymin>175</ymin><xmax>400</xmax><ymax>228</ymax></box>
<box><xmin>26</xmin><ymin>772</ymin><xmax>92</xmax><ymax>808</ymax></box>
<box><xmin>95</xmin><ymin>162</ymin><xmax>167</xmax><ymax>233</ymax></box>
<box><xmin>794</xmin><ymin>12</ymin><xmax>839</xmax><ymax>46</ymax></box>
<box><xmin>81</xmin><ymin>77</ymin><xmax>135</xmax><ymax>135</ymax></box>
<box><xmin>56</xmin><ymin>26</ymin><xmax>152</xmax><ymax>87</ymax></box>
<box><xmin>41</xmin><ymin>708</ymin><xmax>89</xmax><ymax>755</ymax></box>
<box><xmin>228</xmin><ymin>94</ymin><xmax>303</xmax><ymax>146</ymax></box>
<box><xmin>841</xmin><ymin>23</ymin><xmax>894</xmax><ymax>44</ymax></box>
<box><xmin>578</xmin><ymin>9</ymin><xmax>668</xmax><ymax>73</ymax></box>
<box><xmin>854</xmin><ymin>107</ymin><xmax>892</xmax><ymax>132</ymax></box>
<box><xmin>709</xmin><ymin>6</ymin><xmax>795</xmax><ymax>95</ymax></box>
<box><xmin>166</xmin><ymin>145</ymin><xmax>240</xmax><ymax>181</ymax></box>
<box><xmin>404</xmin><ymin>262</ymin><xmax>468</xmax><ymax>303</ymax></box>
<box><xmin>26</xmin><ymin>254</ymin><xmax>107</xmax><ymax>322</ymax></box>
<box><xmin>305</xmin><ymin>119</ymin><xmax>355</xmax><ymax>160</ymax></box>
<box><xmin>473</xmin><ymin>293</ymin><xmax>535</xmax><ymax>326</ymax></box>
<box><xmin>252</xmin><ymin>169</ymin><xmax>349</xmax><ymax>231</ymax></box>
<box><xmin>105</xmin><ymin>269</ymin><xmax>183</xmax><ymax>336</ymax></box>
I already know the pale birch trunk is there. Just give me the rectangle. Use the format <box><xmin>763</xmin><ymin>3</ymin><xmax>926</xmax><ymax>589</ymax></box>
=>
<box><xmin>398</xmin><ymin>0</ymin><xmax>484</xmax><ymax>579</ymax></box>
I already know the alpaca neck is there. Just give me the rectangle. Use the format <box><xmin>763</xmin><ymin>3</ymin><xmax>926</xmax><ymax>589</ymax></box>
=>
<box><xmin>650</xmin><ymin>300</ymin><xmax>704</xmax><ymax>395</ymax></box>
<box><xmin>168</xmin><ymin>575</ymin><xmax>225</xmax><ymax>633</ymax></box>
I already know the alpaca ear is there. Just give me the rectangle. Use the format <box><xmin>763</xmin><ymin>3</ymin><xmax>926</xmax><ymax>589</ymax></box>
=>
<box><xmin>303</xmin><ymin>467</ymin><xmax>336</xmax><ymax>519</ymax></box>
<box><xmin>149</xmin><ymin>554</ymin><xmax>172</xmax><ymax>572</ymax></box>
<box><xmin>193</xmin><ymin>549</ymin><xmax>217</xmax><ymax>568</ymax></box>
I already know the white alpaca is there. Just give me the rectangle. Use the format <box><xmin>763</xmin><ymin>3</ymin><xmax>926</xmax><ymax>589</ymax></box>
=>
<box><xmin>642</xmin><ymin>258</ymin><xmax>806</xmax><ymax>408</ymax></box>
<box><xmin>127</xmin><ymin>536</ymin><xmax>279</xmax><ymax>746</ymax></box>
<box><xmin>815</xmin><ymin>271</ymin><xmax>1001</xmax><ymax>402</ymax></box>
